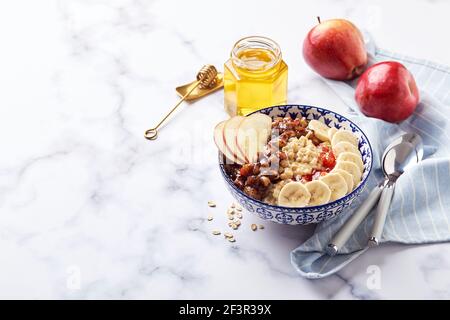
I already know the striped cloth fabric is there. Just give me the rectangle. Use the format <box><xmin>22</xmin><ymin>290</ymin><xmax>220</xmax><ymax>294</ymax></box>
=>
<box><xmin>291</xmin><ymin>34</ymin><xmax>450</xmax><ymax>279</ymax></box>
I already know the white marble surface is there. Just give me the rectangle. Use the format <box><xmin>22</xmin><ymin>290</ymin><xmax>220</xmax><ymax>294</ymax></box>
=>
<box><xmin>1</xmin><ymin>0</ymin><xmax>450</xmax><ymax>299</ymax></box>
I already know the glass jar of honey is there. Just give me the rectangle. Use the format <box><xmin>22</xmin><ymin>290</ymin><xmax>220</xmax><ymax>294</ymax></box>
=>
<box><xmin>224</xmin><ymin>36</ymin><xmax>288</xmax><ymax>116</ymax></box>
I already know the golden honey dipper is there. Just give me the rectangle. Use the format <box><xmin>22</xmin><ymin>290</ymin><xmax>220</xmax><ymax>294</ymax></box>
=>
<box><xmin>144</xmin><ymin>64</ymin><xmax>219</xmax><ymax>140</ymax></box>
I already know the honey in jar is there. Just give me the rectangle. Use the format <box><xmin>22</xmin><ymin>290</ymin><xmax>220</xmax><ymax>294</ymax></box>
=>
<box><xmin>224</xmin><ymin>36</ymin><xmax>288</xmax><ymax>116</ymax></box>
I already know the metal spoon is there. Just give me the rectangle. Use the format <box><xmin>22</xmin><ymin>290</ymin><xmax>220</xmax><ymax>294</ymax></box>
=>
<box><xmin>368</xmin><ymin>133</ymin><xmax>423</xmax><ymax>246</ymax></box>
<box><xmin>326</xmin><ymin>132</ymin><xmax>423</xmax><ymax>256</ymax></box>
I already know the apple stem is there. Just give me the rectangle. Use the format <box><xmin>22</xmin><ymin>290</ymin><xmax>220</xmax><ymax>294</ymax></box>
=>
<box><xmin>317</xmin><ymin>16</ymin><xmax>321</xmax><ymax>24</ymax></box>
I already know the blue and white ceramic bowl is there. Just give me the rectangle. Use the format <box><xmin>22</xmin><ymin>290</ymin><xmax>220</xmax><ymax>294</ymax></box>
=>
<box><xmin>219</xmin><ymin>104</ymin><xmax>373</xmax><ymax>225</ymax></box>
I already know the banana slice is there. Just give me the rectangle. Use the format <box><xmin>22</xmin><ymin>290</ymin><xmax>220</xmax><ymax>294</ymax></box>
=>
<box><xmin>333</xmin><ymin>141</ymin><xmax>360</xmax><ymax>157</ymax></box>
<box><xmin>319</xmin><ymin>173</ymin><xmax>348</xmax><ymax>201</ymax></box>
<box><xmin>331</xmin><ymin>168</ymin><xmax>354</xmax><ymax>193</ymax></box>
<box><xmin>305</xmin><ymin>180</ymin><xmax>331</xmax><ymax>206</ymax></box>
<box><xmin>308</xmin><ymin>120</ymin><xmax>330</xmax><ymax>142</ymax></box>
<box><xmin>278</xmin><ymin>182</ymin><xmax>311</xmax><ymax>207</ymax></box>
<box><xmin>335</xmin><ymin>160</ymin><xmax>362</xmax><ymax>188</ymax></box>
<box><xmin>337</xmin><ymin>152</ymin><xmax>364</xmax><ymax>174</ymax></box>
<box><xmin>328</xmin><ymin>127</ymin><xmax>338</xmax><ymax>141</ymax></box>
<box><xmin>331</xmin><ymin>130</ymin><xmax>359</xmax><ymax>148</ymax></box>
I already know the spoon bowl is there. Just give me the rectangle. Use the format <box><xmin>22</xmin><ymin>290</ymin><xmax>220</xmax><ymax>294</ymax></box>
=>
<box><xmin>382</xmin><ymin>133</ymin><xmax>423</xmax><ymax>179</ymax></box>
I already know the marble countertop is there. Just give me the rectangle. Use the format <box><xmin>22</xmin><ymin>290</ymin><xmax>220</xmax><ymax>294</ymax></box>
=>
<box><xmin>1</xmin><ymin>0</ymin><xmax>450</xmax><ymax>299</ymax></box>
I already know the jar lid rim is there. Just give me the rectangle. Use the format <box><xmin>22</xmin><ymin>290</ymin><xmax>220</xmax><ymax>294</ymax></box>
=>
<box><xmin>231</xmin><ymin>36</ymin><xmax>282</xmax><ymax>72</ymax></box>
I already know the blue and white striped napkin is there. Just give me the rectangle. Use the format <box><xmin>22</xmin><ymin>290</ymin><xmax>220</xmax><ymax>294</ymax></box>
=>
<box><xmin>291</xmin><ymin>34</ymin><xmax>450</xmax><ymax>279</ymax></box>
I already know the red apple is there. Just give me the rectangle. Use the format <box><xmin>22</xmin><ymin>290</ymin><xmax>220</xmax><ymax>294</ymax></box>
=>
<box><xmin>355</xmin><ymin>61</ymin><xmax>419</xmax><ymax>123</ymax></box>
<box><xmin>303</xmin><ymin>18</ymin><xmax>367</xmax><ymax>80</ymax></box>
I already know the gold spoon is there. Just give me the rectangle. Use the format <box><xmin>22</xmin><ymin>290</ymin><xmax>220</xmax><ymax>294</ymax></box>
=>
<box><xmin>144</xmin><ymin>65</ymin><xmax>219</xmax><ymax>140</ymax></box>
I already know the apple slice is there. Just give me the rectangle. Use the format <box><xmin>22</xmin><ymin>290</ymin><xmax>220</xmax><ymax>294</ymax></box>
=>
<box><xmin>214</xmin><ymin>120</ymin><xmax>244</xmax><ymax>165</ymax></box>
<box><xmin>223</xmin><ymin>116</ymin><xmax>247</xmax><ymax>163</ymax></box>
<box><xmin>236</xmin><ymin>114</ymin><xmax>272</xmax><ymax>163</ymax></box>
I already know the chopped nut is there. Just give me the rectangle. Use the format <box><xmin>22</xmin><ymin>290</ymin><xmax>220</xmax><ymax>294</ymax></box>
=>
<box><xmin>236</xmin><ymin>212</ymin><xmax>243</xmax><ymax>219</ymax></box>
<box><xmin>207</xmin><ymin>215</ymin><xmax>213</xmax><ymax>221</ymax></box>
<box><xmin>231</xmin><ymin>224</ymin><xmax>238</xmax><ymax>230</ymax></box>
<box><xmin>227</xmin><ymin>208</ymin><xmax>235</xmax><ymax>215</ymax></box>
<box><xmin>224</xmin><ymin>232</ymin><xmax>233</xmax><ymax>238</ymax></box>
<box><xmin>228</xmin><ymin>238</ymin><xmax>236</xmax><ymax>243</ymax></box>
<box><xmin>228</xmin><ymin>214</ymin><xmax>234</xmax><ymax>220</ymax></box>
<box><xmin>208</xmin><ymin>201</ymin><xmax>216</xmax><ymax>207</ymax></box>
<box><xmin>259</xmin><ymin>176</ymin><xmax>271</xmax><ymax>187</ymax></box>
<box><xmin>236</xmin><ymin>206</ymin><xmax>242</xmax><ymax>212</ymax></box>
<box><xmin>235</xmin><ymin>220</ymin><xmax>241</xmax><ymax>226</ymax></box>
<box><xmin>230</xmin><ymin>203</ymin><xmax>235</xmax><ymax>209</ymax></box>
<box><xmin>212</xmin><ymin>230</ymin><xmax>221</xmax><ymax>235</ymax></box>
<box><xmin>251</xmin><ymin>224</ymin><xmax>257</xmax><ymax>231</ymax></box>
<box><xmin>258</xmin><ymin>225</ymin><xmax>265</xmax><ymax>229</ymax></box>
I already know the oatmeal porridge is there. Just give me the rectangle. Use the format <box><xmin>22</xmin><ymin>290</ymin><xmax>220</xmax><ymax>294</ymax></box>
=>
<box><xmin>224</xmin><ymin>115</ymin><xmax>364</xmax><ymax>208</ymax></box>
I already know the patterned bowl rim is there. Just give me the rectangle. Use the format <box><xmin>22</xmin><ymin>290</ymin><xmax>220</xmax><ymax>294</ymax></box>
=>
<box><xmin>218</xmin><ymin>104</ymin><xmax>373</xmax><ymax>213</ymax></box>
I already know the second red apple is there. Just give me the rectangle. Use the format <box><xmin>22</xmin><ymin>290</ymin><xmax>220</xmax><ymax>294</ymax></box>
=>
<box><xmin>355</xmin><ymin>61</ymin><xmax>419</xmax><ymax>123</ymax></box>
